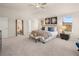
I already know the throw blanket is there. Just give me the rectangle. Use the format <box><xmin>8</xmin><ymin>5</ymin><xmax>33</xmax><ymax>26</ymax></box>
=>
<box><xmin>31</xmin><ymin>30</ymin><xmax>52</xmax><ymax>39</ymax></box>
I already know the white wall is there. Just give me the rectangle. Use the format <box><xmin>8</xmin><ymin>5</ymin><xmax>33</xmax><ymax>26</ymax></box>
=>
<box><xmin>57</xmin><ymin>14</ymin><xmax>79</xmax><ymax>39</ymax></box>
<box><xmin>0</xmin><ymin>7</ymin><xmax>41</xmax><ymax>38</ymax></box>
<box><xmin>71</xmin><ymin>14</ymin><xmax>79</xmax><ymax>38</ymax></box>
<box><xmin>0</xmin><ymin>6</ymin><xmax>79</xmax><ymax>38</ymax></box>
<box><xmin>0</xmin><ymin>7</ymin><xmax>31</xmax><ymax>37</ymax></box>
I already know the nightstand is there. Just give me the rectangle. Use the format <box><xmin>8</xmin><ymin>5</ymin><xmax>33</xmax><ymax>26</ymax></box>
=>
<box><xmin>60</xmin><ymin>33</ymin><xmax>70</xmax><ymax>40</ymax></box>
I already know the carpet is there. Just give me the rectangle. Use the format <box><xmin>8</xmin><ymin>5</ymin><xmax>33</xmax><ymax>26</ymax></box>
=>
<box><xmin>1</xmin><ymin>36</ymin><xmax>79</xmax><ymax>56</ymax></box>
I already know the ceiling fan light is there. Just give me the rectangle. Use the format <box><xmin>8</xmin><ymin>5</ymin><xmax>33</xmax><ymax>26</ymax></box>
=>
<box><xmin>36</xmin><ymin>5</ymin><xmax>40</xmax><ymax>8</ymax></box>
<box><xmin>32</xmin><ymin>3</ymin><xmax>47</xmax><ymax>8</ymax></box>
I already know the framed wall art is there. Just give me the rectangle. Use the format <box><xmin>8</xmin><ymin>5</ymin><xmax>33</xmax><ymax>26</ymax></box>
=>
<box><xmin>16</xmin><ymin>19</ymin><xmax>24</xmax><ymax>36</ymax></box>
<box><xmin>51</xmin><ymin>17</ymin><xmax>57</xmax><ymax>24</ymax></box>
<box><xmin>45</xmin><ymin>17</ymin><xmax>57</xmax><ymax>25</ymax></box>
<box><xmin>45</xmin><ymin>18</ymin><xmax>50</xmax><ymax>24</ymax></box>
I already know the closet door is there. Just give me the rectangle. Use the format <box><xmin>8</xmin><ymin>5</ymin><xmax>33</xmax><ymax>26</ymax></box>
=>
<box><xmin>0</xmin><ymin>17</ymin><xmax>8</xmax><ymax>39</ymax></box>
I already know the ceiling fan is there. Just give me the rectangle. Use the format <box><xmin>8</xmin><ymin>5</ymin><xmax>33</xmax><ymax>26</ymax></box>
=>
<box><xmin>31</xmin><ymin>3</ymin><xmax>47</xmax><ymax>9</ymax></box>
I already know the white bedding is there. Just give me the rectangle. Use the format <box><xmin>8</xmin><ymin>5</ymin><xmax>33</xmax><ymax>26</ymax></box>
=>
<box><xmin>40</xmin><ymin>31</ymin><xmax>58</xmax><ymax>42</ymax></box>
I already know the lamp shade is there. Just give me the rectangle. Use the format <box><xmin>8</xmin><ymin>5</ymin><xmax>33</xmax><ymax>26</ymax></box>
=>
<box><xmin>62</xmin><ymin>26</ymin><xmax>66</xmax><ymax>30</ymax></box>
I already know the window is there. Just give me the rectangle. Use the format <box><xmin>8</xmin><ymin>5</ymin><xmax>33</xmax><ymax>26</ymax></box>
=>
<box><xmin>63</xmin><ymin>16</ymin><xmax>72</xmax><ymax>32</ymax></box>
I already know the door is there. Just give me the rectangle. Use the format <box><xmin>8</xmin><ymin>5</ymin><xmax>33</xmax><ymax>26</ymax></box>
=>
<box><xmin>0</xmin><ymin>17</ymin><xmax>8</xmax><ymax>39</ymax></box>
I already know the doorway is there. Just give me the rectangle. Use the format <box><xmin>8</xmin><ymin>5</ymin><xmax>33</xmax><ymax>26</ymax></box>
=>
<box><xmin>0</xmin><ymin>17</ymin><xmax>8</xmax><ymax>39</ymax></box>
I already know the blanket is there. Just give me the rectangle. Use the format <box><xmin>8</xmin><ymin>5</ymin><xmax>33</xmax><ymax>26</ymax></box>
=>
<box><xmin>31</xmin><ymin>30</ymin><xmax>52</xmax><ymax>39</ymax></box>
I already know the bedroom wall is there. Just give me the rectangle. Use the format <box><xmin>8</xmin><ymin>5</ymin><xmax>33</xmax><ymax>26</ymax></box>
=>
<box><xmin>72</xmin><ymin>14</ymin><xmax>79</xmax><ymax>38</ymax></box>
<box><xmin>58</xmin><ymin>14</ymin><xmax>79</xmax><ymax>39</ymax></box>
<box><xmin>0</xmin><ymin>6</ymin><xmax>79</xmax><ymax>38</ymax></box>
<box><xmin>38</xmin><ymin>14</ymin><xmax>79</xmax><ymax>39</ymax></box>
<box><xmin>0</xmin><ymin>6</ymin><xmax>42</xmax><ymax>38</ymax></box>
<box><xmin>0</xmin><ymin>7</ymin><xmax>32</xmax><ymax>38</ymax></box>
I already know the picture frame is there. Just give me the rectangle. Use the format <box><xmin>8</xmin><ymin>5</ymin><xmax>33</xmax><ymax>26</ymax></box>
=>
<box><xmin>51</xmin><ymin>17</ymin><xmax>57</xmax><ymax>24</ymax></box>
<box><xmin>45</xmin><ymin>18</ymin><xmax>50</xmax><ymax>24</ymax></box>
<box><xmin>16</xmin><ymin>19</ymin><xmax>24</xmax><ymax>36</ymax></box>
<box><xmin>45</xmin><ymin>17</ymin><xmax>57</xmax><ymax>24</ymax></box>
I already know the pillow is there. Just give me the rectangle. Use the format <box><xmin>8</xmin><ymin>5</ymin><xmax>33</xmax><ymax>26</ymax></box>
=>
<box><xmin>48</xmin><ymin>27</ymin><xmax>54</xmax><ymax>32</ymax></box>
<box><xmin>31</xmin><ymin>31</ymin><xmax>38</xmax><ymax>36</ymax></box>
<box><xmin>41</xmin><ymin>27</ymin><xmax>45</xmax><ymax>30</ymax></box>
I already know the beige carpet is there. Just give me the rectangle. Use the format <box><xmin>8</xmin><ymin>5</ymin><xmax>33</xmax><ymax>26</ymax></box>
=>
<box><xmin>1</xmin><ymin>36</ymin><xmax>79</xmax><ymax>56</ymax></box>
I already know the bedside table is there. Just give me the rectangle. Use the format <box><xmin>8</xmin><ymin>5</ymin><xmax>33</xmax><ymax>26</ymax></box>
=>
<box><xmin>60</xmin><ymin>33</ymin><xmax>70</xmax><ymax>40</ymax></box>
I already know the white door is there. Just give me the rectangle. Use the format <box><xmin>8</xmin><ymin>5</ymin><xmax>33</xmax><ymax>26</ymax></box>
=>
<box><xmin>0</xmin><ymin>17</ymin><xmax>8</xmax><ymax>39</ymax></box>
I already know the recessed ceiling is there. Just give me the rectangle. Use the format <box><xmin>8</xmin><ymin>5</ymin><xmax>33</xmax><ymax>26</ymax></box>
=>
<box><xmin>0</xmin><ymin>3</ymin><xmax>79</xmax><ymax>16</ymax></box>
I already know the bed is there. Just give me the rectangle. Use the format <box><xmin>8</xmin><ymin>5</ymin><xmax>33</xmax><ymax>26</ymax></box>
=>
<box><xmin>29</xmin><ymin>27</ymin><xmax>58</xmax><ymax>43</ymax></box>
<box><xmin>40</xmin><ymin>31</ymin><xmax>58</xmax><ymax>43</ymax></box>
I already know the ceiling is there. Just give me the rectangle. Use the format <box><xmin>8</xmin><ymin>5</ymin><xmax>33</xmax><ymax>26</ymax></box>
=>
<box><xmin>0</xmin><ymin>3</ymin><xmax>79</xmax><ymax>16</ymax></box>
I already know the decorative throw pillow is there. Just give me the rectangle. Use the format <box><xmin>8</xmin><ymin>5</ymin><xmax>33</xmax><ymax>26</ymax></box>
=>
<box><xmin>31</xmin><ymin>31</ymin><xmax>38</xmax><ymax>37</ymax></box>
<box><xmin>48</xmin><ymin>27</ymin><xmax>54</xmax><ymax>32</ymax></box>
